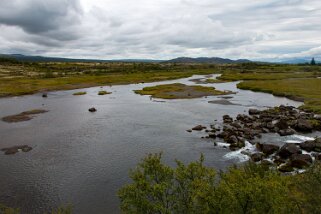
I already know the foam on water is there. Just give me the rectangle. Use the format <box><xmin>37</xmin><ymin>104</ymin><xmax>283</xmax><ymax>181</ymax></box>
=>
<box><xmin>292</xmin><ymin>135</ymin><xmax>315</xmax><ymax>142</ymax></box>
<box><xmin>223</xmin><ymin>141</ymin><xmax>255</xmax><ymax>162</ymax></box>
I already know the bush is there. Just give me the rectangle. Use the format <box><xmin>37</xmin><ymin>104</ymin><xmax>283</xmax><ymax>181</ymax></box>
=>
<box><xmin>119</xmin><ymin>153</ymin><xmax>321</xmax><ymax>214</ymax></box>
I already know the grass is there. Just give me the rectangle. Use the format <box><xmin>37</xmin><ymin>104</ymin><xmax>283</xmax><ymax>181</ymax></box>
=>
<box><xmin>134</xmin><ymin>83</ymin><xmax>233</xmax><ymax>99</ymax></box>
<box><xmin>0</xmin><ymin>60</ymin><xmax>220</xmax><ymax>97</ymax></box>
<box><xmin>73</xmin><ymin>91</ymin><xmax>86</xmax><ymax>96</ymax></box>
<box><xmin>238</xmin><ymin>78</ymin><xmax>321</xmax><ymax>113</ymax></box>
<box><xmin>98</xmin><ymin>90</ymin><xmax>111</xmax><ymax>95</ymax></box>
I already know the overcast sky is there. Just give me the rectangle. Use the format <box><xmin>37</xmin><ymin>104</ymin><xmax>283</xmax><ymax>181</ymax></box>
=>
<box><xmin>0</xmin><ymin>0</ymin><xmax>320</xmax><ymax>61</ymax></box>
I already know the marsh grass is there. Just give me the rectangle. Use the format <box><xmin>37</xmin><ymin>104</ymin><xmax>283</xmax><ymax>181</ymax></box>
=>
<box><xmin>72</xmin><ymin>91</ymin><xmax>86</xmax><ymax>96</ymax></box>
<box><xmin>98</xmin><ymin>90</ymin><xmax>111</xmax><ymax>95</ymax></box>
<box><xmin>134</xmin><ymin>83</ymin><xmax>232</xmax><ymax>99</ymax></box>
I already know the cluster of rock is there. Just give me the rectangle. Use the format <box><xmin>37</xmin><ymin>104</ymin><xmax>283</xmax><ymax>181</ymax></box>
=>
<box><xmin>1</xmin><ymin>145</ymin><xmax>32</xmax><ymax>155</ymax></box>
<box><xmin>189</xmin><ymin>105</ymin><xmax>321</xmax><ymax>172</ymax></box>
<box><xmin>254</xmin><ymin>139</ymin><xmax>321</xmax><ymax>172</ymax></box>
<box><xmin>204</xmin><ymin>105</ymin><xmax>320</xmax><ymax>149</ymax></box>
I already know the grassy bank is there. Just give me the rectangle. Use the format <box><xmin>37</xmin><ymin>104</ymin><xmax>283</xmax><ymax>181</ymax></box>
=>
<box><xmin>238</xmin><ymin>78</ymin><xmax>321</xmax><ymax>113</ymax></box>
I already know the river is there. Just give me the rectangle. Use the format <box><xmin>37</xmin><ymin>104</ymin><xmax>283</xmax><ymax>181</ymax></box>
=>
<box><xmin>0</xmin><ymin>74</ymin><xmax>317</xmax><ymax>213</ymax></box>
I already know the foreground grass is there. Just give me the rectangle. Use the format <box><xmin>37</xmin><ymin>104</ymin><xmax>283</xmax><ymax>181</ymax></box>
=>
<box><xmin>119</xmin><ymin>153</ymin><xmax>321</xmax><ymax>213</ymax></box>
<box><xmin>134</xmin><ymin>83</ymin><xmax>232</xmax><ymax>99</ymax></box>
<box><xmin>238</xmin><ymin>78</ymin><xmax>321</xmax><ymax>113</ymax></box>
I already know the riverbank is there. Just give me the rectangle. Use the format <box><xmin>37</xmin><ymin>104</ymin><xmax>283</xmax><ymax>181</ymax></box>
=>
<box><xmin>238</xmin><ymin>78</ymin><xmax>321</xmax><ymax>113</ymax></box>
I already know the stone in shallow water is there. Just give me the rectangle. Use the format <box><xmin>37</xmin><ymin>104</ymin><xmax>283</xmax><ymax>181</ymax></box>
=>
<box><xmin>1</xmin><ymin>145</ymin><xmax>32</xmax><ymax>155</ymax></box>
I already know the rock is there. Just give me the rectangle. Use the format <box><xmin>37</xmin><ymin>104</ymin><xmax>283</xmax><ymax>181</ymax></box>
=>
<box><xmin>278</xmin><ymin>144</ymin><xmax>302</xmax><ymax>159</ymax></box>
<box><xmin>88</xmin><ymin>107</ymin><xmax>97</xmax><ymax>112</ymax></box>
<box><xmin>299</xmin><ymin>140</ymin><xmax>315</xmax><ymax>152</ymax></box>
<box><xmin>208</xmin><ymin>133</ymin><xmax>216</xmax><ymax>139</ymax></box>
<box><xmin>227</xmin><ymin>135</ymin><xmax>238</xmax><ymax>144</ymax></box>
<box><xmin>266</xmin><ymin>122</ymin><xmax>274</xmax><ymax>130</ymax></box>
<box><xmin>278</xmin><ymin>128</ymin><xmax>296</xmax><ymax>136</ymax></box>
<box><xmin>249</xmin><ymin>109</ymin><xmax>260</xmax><ymax>115</ymax></box>
<box><xmin>300</xmin><ymin>138</ymin><xmax>321</xmax><ymax>152</ymax></box>
<box><xmin>278</xmin><ymin>163</ymin><xmax>294</xmax><ymax>172</ymax></box>
<box><xmin>192</xmin><ymin>125</ymin><xmax>206</xmax><ymax>131</ymax></box>
<box><xmin>256</xmin><ymin>143</ymin><xmax>280</xmax><ymax>156</ymax></box>
<box><xmin>251</xmin><ymin>153</ymin><xmax>264</xmax><ymax>162</ymax></box>
<box><xmin>275</xmin><ymin>119</ymin><xmax>289</xmax><ymax>130</ymax></box>
<box><xmin>290</xmin><ymin>154</ymin><xmax>312</xmax><ymax>168</ymax></box>
<box><xmin>42</xmin><ymin>93</ymin><xmax>47</xmax><ymax>98</ymax></box>
<box><xmin>186</xmin><ymin>129</ymin><xmax>192</xmax><ymax>133</ymax></box>
<box><xmin>223</xmin><ymin>115</ymin><xmax>233</xmax><ymax>123</ymax></box>
<box><xmin>1</xmin><ymin>145</ymin><xmax>32</xmax><ymax>155</ymax></box>
<box><xmin>295</xmin><ymin>119</ymin><xmax>313</xmax><ymax>132</ymax></box>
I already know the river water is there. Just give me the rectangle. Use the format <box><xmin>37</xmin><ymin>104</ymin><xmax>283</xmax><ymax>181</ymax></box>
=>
<box><xmin>0</xmin><ymin>74</ymin><xmax>316</xmax><ymax>213</ymax></box>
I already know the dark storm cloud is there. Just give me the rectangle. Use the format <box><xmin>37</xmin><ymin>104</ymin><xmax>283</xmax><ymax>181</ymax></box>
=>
<box><xmin>0</xmin><ymin>0</ymin><xmax>82</xmax><ymax>36</ymax></box>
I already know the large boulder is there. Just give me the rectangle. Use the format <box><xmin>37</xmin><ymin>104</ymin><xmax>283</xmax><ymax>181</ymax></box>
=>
<box><xmin>256</xmin><ymin>143</ymin><xmax>280</xmax><ymax>156</ymax></box>
<box><xmin>295</xmin><ymin>119</ymin><xmax>313</xmax><ymax>132</ymax></box>
<box><xmin>290</xmin><ymin>154</ymin><xmax>312</xmax><ymax>168</ymax></box>
<box><xmin>278</xmin><ymin>144</ymin><xmax>302</xmax><ymax>159</ymax></box>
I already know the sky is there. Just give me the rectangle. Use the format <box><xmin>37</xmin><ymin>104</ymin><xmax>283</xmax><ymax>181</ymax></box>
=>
<box><xmin>0</xmin><ymin>0</ymin><xmax>321</xmax><ymax>61</ymax></box>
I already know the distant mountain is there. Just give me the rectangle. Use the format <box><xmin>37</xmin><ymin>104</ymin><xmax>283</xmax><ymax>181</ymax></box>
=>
<box><xmin>0</xmin><ymin>54</ymin><xmax>163</xmax><ymax>63</ymax></box>
<box><xmin>165</xmin><ymin>57</ymin><xmax>251</xmax><ymax>64</ymax></box>
<box><xmin>278</xmin><ymin>58</ymin><xmax>320</xmax><ymax>64</ymax></box>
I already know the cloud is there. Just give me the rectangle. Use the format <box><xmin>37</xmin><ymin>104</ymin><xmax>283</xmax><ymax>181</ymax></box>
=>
<box><xmin>0</xmin><ymin>0</ymin><xmax>321</xmax><ymax>60</ymax></box>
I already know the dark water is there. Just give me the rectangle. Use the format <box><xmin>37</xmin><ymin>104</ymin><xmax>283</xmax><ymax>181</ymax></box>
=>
<box><xmin>0</xmin><ymin>74</ymin><xmax>314</xmax><ymax>213</ymax></box>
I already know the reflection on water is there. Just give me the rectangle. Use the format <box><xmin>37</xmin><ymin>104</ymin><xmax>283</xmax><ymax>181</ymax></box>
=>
<box><xmin>0</xmin><ymin>74</ymin><xmax>312</xmax><ymax>213</ymax></box>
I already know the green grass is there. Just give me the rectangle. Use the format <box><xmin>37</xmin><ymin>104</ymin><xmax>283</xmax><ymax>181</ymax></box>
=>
<box><xmin>0</xmin><ymin>66</ymin><xmax>217</xmax><ymax>97</ymax></box>
<box><xmin>134</xmin><ymin>83</ymin><xmax>232</xmax><ymax>99</ymax></box>
<box><xmin>72</xmin><ymin>91</ymin><xmax>86</xmax><ymax>96</ymax></box>
<box><xmin>98</xmin><ymin>90</ymin><xmax>111</xmax><ymax>95</ymax></box>
<box><xmin>238</xmin><ymin>78</ymin><xmax>321</xmax><ymax>113</ymax></box>
<box><xmin>219</xmin><ymin>72</ymin><xmax>320</xmax><ymax>81</ymax></box>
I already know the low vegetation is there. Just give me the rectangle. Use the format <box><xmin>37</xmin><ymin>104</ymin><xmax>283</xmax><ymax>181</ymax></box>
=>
<box><xmin>72</xmin><ymin>91</ymin><xmax>86</xmax><ymax>96</ymax></box>
<box><xmin>134</xmin><ymin>83</ymin><xmax>232</xmax><ymax>99</ymax></box>
<box><xmin>118</xmin><ymin>153</ymin><xmax>321</xmax><ymax>214</ymax></box>
<box><xmin>98</xmin><ymin>90</ymin><xmax>111</xmax><ymax>95</ymax></box>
